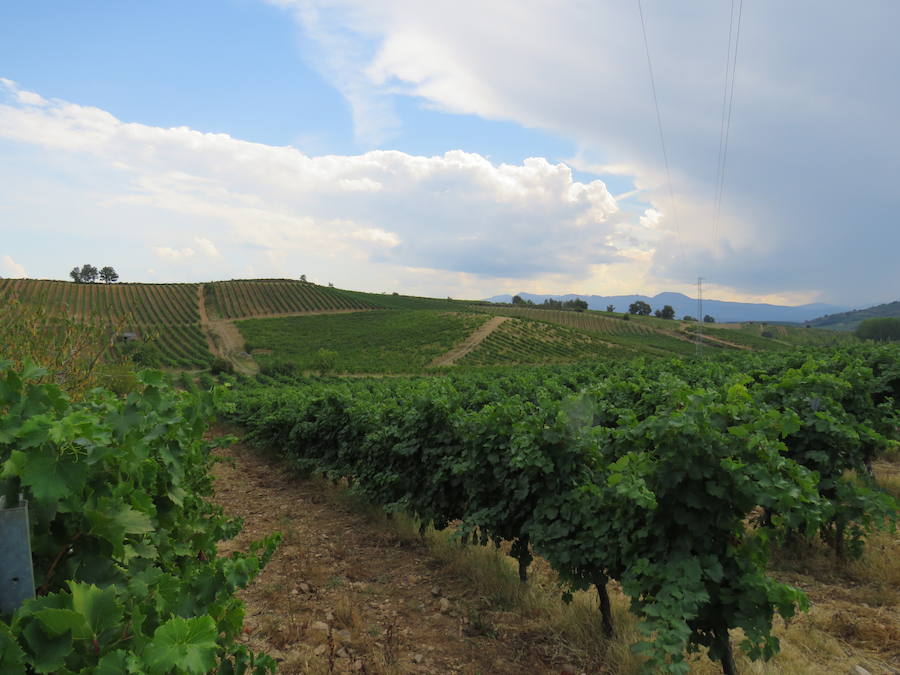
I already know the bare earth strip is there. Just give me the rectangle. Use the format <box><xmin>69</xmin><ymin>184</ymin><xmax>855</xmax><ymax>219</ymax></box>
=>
<box><xmin>196</xmin><ymin>285</ymin><xmax>375</xmax><ymax>375</ymax></box>
<box><xmin>210</xmin><ymin>430</ymin><xmax>561</xmax><ymax>674</ymax></box>
<box><xmin>428</xmin><ymin>316</ymin><xmax>510</xmax><ymax>367</ymax></box>
<box><xmin>670</xmin><ymin>327</ymin><xmax>753</xmax><ymax>351</ymax></box>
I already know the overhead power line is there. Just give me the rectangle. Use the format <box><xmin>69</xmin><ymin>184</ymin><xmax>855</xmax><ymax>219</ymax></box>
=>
<box><xmin>636</xmin><ymin>0</ymin><xmax>684</xmax><ymax>263</ymax></box>
<box><xmin>713</xmin><ymin>0</ymin><xmax>744</xmax><ymax>245</ymax></box>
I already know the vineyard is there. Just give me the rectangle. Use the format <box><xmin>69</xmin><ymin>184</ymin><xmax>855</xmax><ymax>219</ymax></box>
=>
<box><xmin>2</xmin><ymin>279</ymin><xmax>856</xmax><ymax>373</ymax></box>
<box><xmin>471</xmin><ymin>305</ymin><xmax>769</xmax><ymax>353</ymax></box>
<box><xmin>715</xmin><ymin>321</ymin><xmax>860</xmax><ymax>347</ymax></box>
<box><xmin>236</xmin><ymin>310</ymin><xmax>490</xmax><ymax>374</ymax></box>
<box><xmin>2</xmin><ymin>276</ymin><xmax>898</xmax><ymax>672</ymax></box>
<box><xmin>334</xmin><ymin>288</ymin><xmax>475</xmax><ymax>311</ymax></box>
<box><xmin>205</xmin><ymin>280</ymin><xmax>379</xmax><ymax>319</ymax></box>
<box><xmin>474</xmin><ymin>305</ymin><xmax>660</xmax><ymax>336</ymax></box>
<box><xmin>0</xmin><ymin>278</ymin><xmax>200</xmax><ymax>323</ymax></box>
<box><xmin>458</xmin><ymin>317</ymin><xmax>638</xmax><ymax>365</ymax></box>
<box><xmin>222</xmin><ymin>344</ymin><xmax>900</xmax><ymax>673</ymax></box>
<box><xmin>0</xmin><ymin>278</ymin><xmax>212</xmax><ymax>368</ymax></box>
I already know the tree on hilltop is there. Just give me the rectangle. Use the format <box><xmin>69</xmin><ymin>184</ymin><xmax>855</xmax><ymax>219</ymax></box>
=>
<box><xmin>70</xmin><ymin>264</ymin><xmax>99</xmax><ymax>283</ymax></box>
<box><xmin>655</xmin><ymin>304</ymin><xmax>675</xmax><ymax>320</ymax></box>
<box><xmin>629</xmin><ymin>300</ymin><xmax>652</xmax><ymax>316</ymax></box>
<box><xmin>81</xmin><ymin>264</ymin><xmax>99</xmax><ymax>283</ymax></box>
<box><xmin>704</xmin><ymin>314</ymin><xmax>716</xmax><ymax>323</ymax></box>
<box><xmin>99</xmin><ymin>266</ymin><xmax>119</xmax><ymax>283</ymax></box>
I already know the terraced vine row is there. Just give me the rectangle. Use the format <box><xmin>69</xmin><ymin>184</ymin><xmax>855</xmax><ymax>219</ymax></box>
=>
<box><xmin>474</xmin><ymin>306</ymin><xmax>658</xmax><ymax>336</ymax></box>
<box><xmin>206</xmin><ymin>280</ymin><xmax>378</xmax><ymax>319</ymax></box>
<box><xmin>0</xmin><ymin>279</ymin><xmax>210</xmax><ymax>368</ymax></box>
<box><xmin>459</xmin><ymin>318</ymin><xmax>637</xmax><ymax>365</ymax></box>
<box><xmin>0</xmin><ymin>278</ymin><xmax>200</xmax><ymax>323</ymax></box>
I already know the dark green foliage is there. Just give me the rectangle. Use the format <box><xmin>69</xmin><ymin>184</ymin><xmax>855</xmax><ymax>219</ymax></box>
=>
<box><xmin>654</xmin><ymin>304</ymin><xmax>675</xmax><ymax>319</ymax></box>
<box><xmin>99</xmin><ymin>266</ymin><xmax>119</xmax><ymax>284</ymax></box>
<box><xmin>237</xmin><ymin>310</ymin><xmax>488</xmax><ymax>373</ymax></box>
<box><xmin>222</xmin><ymin>344</ymin><xmax>899</xmax><ymax>673</ymax></box>
<box><xmin>210</xmin><ymin>357</ymin><xmax>235</xmax><ymax>375</ymax></box>
<box><xmin>114</xmin><ymin>338</ymin><xmax>163</xmax><ymax>367</ymax></box>
<box><xmin>856</xmin><ymin>317</ymin><xmax>900</xmax><ymax>341</ymax></box>
<box><xmin>334</xmin><ymin>288</ymin><xmax>469</xmax><ymax>311</ymax></box>
<box><xmin>69</xmin><ymin>264</ymin><xmax>99</xmax><ymax>283</ymax></box>
<box><xmin>629</xmin><ymin>301</ymin><xmax>652</xmax><ymax>316</ymax></box>
<box><xmin>809</xmin><ymin>299</ymin><xmax>900</xmax><ymax>330</ymax></box>
<box><xmin>0</xmin><ymin>363</ymin><xmax>278</xmax><ymax>673</ymax></box>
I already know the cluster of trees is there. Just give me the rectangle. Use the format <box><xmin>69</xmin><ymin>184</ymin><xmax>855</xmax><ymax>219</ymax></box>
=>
<box><xmin>629</xmin><ymin>300</ymin><xmax>678</xmax><ymax>318</ymax></box>
<box><xmin>511</xmin><ymin>295</ymin><xmax>588</xmax><ymax>311</ymax></box>
<box><xmin>856</xmin><ymin>317</ymin><xmax>900</xmax><ymax>341</ymax></box>
<box><xmin>627</xmin><ymin>301</ymin><xmax>715</xmax><ymax>322</ymax></box>
<box><xmin>70</xmin><ymin>264</ymin><xmax>118</xmax><ymax>283</ymax></box>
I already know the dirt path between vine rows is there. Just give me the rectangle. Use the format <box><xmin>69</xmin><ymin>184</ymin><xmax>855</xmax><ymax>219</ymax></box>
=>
<box><xmin>197</xmin><ymin>287</ymin><xmax>259</xmax><ymax>376</ymax></box>
<box><xmin>671</xmin><ymin>327</ymin><xmax>752</xmax><ymax>351</ymax></box>
<box><xmin>428</xmin><ymin>316</ymin><xmax>510</xmax><ymax>367</ymax></box>
<box><xmin>197</xmin><ymin>285</ymin><xmax>381</xmax><ymax>376</ymax></box>
<box><xmin>210</xmin><ymin>429</ymin><xmax>567</xmax><ymax>675</ymax></box>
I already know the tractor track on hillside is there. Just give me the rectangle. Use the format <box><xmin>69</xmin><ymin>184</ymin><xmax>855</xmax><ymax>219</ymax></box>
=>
<box><xmin>428</xmin><ymin>316</ymin><xmax>510</xmax><ymax>367</ymax></box>
<box><xmin>197</xmin><ymin>287</ymin><xmax>378</xmax><ymax>375</ymax></box>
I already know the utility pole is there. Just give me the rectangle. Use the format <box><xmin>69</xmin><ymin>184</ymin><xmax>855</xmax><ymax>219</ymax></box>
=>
<box><xmin>696</xmin><ymin>277</ymin><xmax>704</xmax><ymax>356</ymax></box>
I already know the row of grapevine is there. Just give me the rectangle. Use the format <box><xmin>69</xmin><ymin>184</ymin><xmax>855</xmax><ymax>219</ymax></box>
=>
<box><xmin>0</xmin><ymin>365</ymin><xmax>278</xmax><ymax>673</ymax></box>
<box><xmin>224</xmin><ymin>345</ymin><xmax>899</xmax><ymax>672</ymax></box>
<box><xmin>207</xmin><ymin>280</ymin><xmax>377</xmax><ymax>319</ymax></box>
<box><xmin>0</xmin><ymin>280</ymin><xmax>213</xmax><ymax>368</ymax></box>
<box><xmin>0</xmin><ymin>278</ymin><xmax>200</xmax><ymax>324</ymax></box>
<box><xmin>459</xmin><ymin>318</ymin><xmax>638</xmax><ymax>365</ymax></box>
<box><xmin>237</xmin><ymin>310</ymin><xmax>489</xmax><ymax>374</ymax></box>
<box><xmin>136</xmin><ymin>323</ymin><xmax>213</xmax><ymax>369</ymax></box>
<box><xmin>475</xmin><ymin>306</ymin><xmax>670</xmax><ymax>336</ymax></box>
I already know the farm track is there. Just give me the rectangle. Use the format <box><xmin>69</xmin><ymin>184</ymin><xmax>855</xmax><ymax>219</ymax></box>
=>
<box><xmin>669</xmin><ymin>327</ymin><xmax>753</xmax><ymax>351</ymax></box>
<box><xmin>199</xmin><ymin>283</ymin><xmax>379</xmax><ymax>375</ymax></box>
<box><xmin>428</xmin><ymin>316</ymin><xmax>510</xmax><ymax>367</ymax></box>
<box><xmin>210</xmin><ymin>428</ymin><xmax>559</xmax><ymax>674</ymax></box>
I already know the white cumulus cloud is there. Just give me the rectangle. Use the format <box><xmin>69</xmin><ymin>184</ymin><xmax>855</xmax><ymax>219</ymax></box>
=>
<box><xmin>1</xmin><ymin>254</ymin><xmax>26</xmax><ymax>278</ymax></box>
<box><xmin>0</xmin><ymin>81</ymin><xmax>628</xmax><ymax>283</ymax></box>
<box><xmin>264</xmin><ymin>0</ymin><xmax>900</xmax><ymax>304</ymax></box>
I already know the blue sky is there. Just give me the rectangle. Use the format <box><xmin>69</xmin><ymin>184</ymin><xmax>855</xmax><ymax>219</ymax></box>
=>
<box><xmin>1</xmin><ymin>1</ymin><xmax>897</xmax><ymax>306</ymax></box>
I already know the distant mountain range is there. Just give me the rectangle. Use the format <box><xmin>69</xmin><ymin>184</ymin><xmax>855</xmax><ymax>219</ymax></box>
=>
<box><xmin>485</xmin><ymin>292</ymin><xmax>853</xmax><ymax>324</ymax></box>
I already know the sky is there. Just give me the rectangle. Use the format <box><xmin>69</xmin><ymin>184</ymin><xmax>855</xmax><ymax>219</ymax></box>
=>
<box><xmin>1</xmin><ymin>1</ymin><xmax>897</xmax><ymax>307</ymax></box>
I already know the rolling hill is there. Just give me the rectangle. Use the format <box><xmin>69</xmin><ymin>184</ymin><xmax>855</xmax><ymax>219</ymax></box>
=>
<box><xmin>806</xmin><ymin>299</ymin><xmax>900</xmax><ymax>331</ymax></box>
<box><xmin>1</xmin><ymin>277</ymin><xmax>851</xmax><ymax>373</ymax></box>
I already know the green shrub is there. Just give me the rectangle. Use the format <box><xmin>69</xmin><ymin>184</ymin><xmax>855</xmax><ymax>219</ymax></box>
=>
<box><xmin>857</xmin><ymin>317</ymin><xmax>900</xmax><ymax>341</ymax></box>
<box><xmin>210</xmin><ymin>357</ymin><xmax>235</xmax><ymax>375</ymax></box>
<box><xmin>0</xmin><ymin>364</ymin><xmax>279</xmax><ymax>673</ymax></box>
